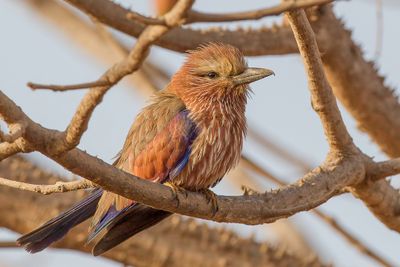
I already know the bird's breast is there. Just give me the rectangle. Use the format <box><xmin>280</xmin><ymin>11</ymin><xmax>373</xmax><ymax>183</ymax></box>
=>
<box><xmin>173</xmin><ymin>107</ymin><xmax>246</xmax><ymax>191</ymax></box>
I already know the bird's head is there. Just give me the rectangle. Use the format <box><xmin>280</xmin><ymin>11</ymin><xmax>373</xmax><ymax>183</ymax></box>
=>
<box><xmin>168</xmin><ymin>43</ymin><xmax>274</xmax><ymax>107</ymax></box>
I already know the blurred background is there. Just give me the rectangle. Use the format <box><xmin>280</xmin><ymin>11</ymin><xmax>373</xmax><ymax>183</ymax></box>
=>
<box><xmin>0</xmin><ymin>0</ymin><xmax>399</xmax><ymax>266</ymax></box>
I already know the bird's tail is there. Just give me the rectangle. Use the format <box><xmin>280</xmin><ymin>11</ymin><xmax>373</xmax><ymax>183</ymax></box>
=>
<box><xmin>92</xmin><ymin>204</ymin><xmax>171</xmax><ymax>256</ymax></box>
<box><xmin>17</xmin><ymin>188</ymin><xmax>103</xmax><ymax>253</ymax></box>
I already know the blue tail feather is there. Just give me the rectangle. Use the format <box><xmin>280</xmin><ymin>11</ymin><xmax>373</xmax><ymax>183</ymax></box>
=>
<box><xmin>92</xmin><ymin>204</ymin><xmax>171</xmax><ymax>256</ymax></box>
<box><xmin>17</xmin><ymin>188</ymin><xmax>102</xmax><ymax>253</ymax></box>
<box><xmin>87</xmin><ymin>203</ymin><xmax>136</xmax><ymax>243</ymax></box>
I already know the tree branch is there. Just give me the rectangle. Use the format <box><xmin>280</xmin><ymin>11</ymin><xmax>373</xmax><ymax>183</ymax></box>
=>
<box><xmin>0</xmin><ymin>139</ymin><xmax>24</xmax><ymax>160</ymax></box>
<box><xmin>285</xmin><ymin>8</ymin><xmax>355</xmax><ymax>154</ymax></box>
<box><xmin>0</xmin><ymin>177</ymin><xmax>93</xmax><ymax>195</ymax></box>
<box><xmin>0</xmin><ymin>89</ymin><xmax>365</xmax><ymax>224</ymax></box>
<box><xmin>0</xmin><ymin>123</ymin><xmax>25</xmax><ymax>143</ymax></box>
<box><xmin>308</xmin><ymin>5</ymin><xmax>400</xmax><ymax>232</ymax></box>
<box><xmin>351</xmin><ymin>179</ymin><xmax>400</xmax><ymax>232</ymax></box>
<box><xmin>284</xmin><ymin>5</ymin><xmax>400</xmax><ymax>232</ymax></box>
<box><xmin>0</xmin><ymin>156</ymin><xmax>327</xmax><ymax>267</ymax></box>
<box><xmin>27</xmin><ymin>80</ymin><xmax>111</xmax><ymax>91</ymax></box>
<box><xmin>316</xmin><ymin>7</ymin><xmax>400</xmax><ymax>158</ymax></box>
<box><xmin>368</xmin><ymin>158</ymin><xmax>400</xmax><ymax>181</ymax></box>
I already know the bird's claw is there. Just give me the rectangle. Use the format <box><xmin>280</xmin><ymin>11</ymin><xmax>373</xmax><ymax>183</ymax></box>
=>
<box><xmin>164</xmin><ymin>182</ymin><xmax>187</xmax><ymax>207</ymax></box>
<box><xmin>199</xmin><ymin>188</ymin><xmax>219</xmax><ymax>215</ymax></box>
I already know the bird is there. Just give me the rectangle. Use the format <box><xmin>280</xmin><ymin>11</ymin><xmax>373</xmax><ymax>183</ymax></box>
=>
<box><xmin>17</xmin><ymin>42</ymin><xmax>274</xmax><ymax>256</ymax></box>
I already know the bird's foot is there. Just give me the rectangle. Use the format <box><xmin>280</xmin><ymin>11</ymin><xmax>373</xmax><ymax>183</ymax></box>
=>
<box><xmin>199</xmin><ymin>188</ymin><xmax>219</xmax><ymax>215</ymax></box>
<box><xmin>164</xmin><ymin>182</ymin><xmax>187</xmax><ymax>207</ymax></box>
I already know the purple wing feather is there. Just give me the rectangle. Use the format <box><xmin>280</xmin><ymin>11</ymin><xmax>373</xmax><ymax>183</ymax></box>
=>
<box><xmin>88</xmin><ymin>109</ymin><xmax>197</xmax><ymax>245</ymax></box>
<box><xmin>169</xmin><ymin>110</ymin><xmax>197</xmax><ymax>179</ymax></box>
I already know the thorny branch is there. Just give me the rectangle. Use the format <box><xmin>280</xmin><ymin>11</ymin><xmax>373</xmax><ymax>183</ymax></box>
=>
<box><xmin>313</xmin><ymin>6</ymin><xmax>400</xmax><ymax>232</ymax></box>
<box><xmin>285</xmin><ymin>5</ymin><xmax>400</xmax><ymax>233</ymax></box>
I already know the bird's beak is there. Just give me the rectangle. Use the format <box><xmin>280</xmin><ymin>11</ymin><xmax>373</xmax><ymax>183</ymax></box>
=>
<box><xmin>232</xmin><ymin>67</ymin><xmax>275</xmax><ymax>85</ymax></box>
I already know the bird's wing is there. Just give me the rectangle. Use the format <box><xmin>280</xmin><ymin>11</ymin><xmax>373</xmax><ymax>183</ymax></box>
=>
<box><xmin>128</xmin><ymin>109</ymin><xmax>196</xmax><ymax>183</ymax></box>
<box><xmin>89</xmin><ymin>101</ymin><xmax>197</xmax><ymax>241</ymax></box>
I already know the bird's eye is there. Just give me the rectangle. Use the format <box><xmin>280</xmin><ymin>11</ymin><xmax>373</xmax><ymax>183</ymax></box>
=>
<box><xmin>207</xmin><ymin>72</ymin><xmax>218</xmax><ymax>79</ymax></box>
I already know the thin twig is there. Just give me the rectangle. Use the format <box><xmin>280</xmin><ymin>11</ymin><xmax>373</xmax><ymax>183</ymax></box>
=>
<box><xmin>367</xmin><ymin>158</ymin><xmax>400</xmax><ymax>181</ymax></box>
<box><xmin>187</xmin><ymin>0</ymin><xmax>335</xmax><ymax>23</ymax></box>
<box><xmin>0</xmin><ymin>177</ymin><xmax>94</xmax><ymax>195</ymax></box>
<box><xmin>27</xmin><ymin>80</ymin><xmax>111</xmax><ymax>91</ymax></box>
<box><xmin>0</xmin><ymin>139</ymin><xmax>27</xmax><ymax>161</ymax></box>
<box><xmin>0</xmin><ymin>123</ymin><xmax>25</xmax><ymax>143</ymax></box>
<box><xmin>0</xmin><ymin>241</ymin><xmax>19</xmax><ymax>248</ymax></box>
